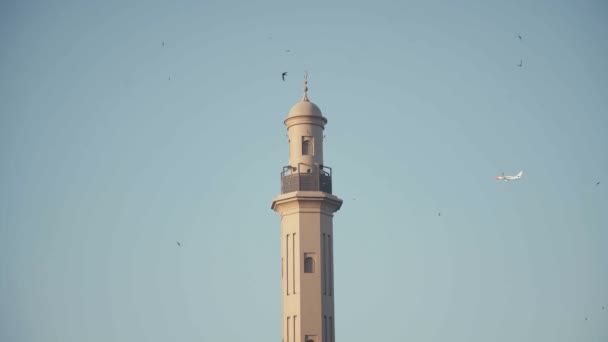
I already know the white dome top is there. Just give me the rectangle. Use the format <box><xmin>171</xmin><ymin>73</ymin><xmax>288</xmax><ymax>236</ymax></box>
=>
<box><xmin>287</xmin><ymin>100</ymin><xmax>323</xmax><ymax>118</ymax></box>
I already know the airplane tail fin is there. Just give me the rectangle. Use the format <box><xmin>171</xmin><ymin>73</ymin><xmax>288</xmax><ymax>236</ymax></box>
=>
<box><xmin>517</xmin><ymin>171</ymin><xmax>523</xmax><ymax>177</ymax></box>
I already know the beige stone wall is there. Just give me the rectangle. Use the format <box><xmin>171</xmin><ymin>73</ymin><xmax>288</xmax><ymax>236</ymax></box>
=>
<box><xmin>286</xmin><ymin>122</ymin><xmax>325</xmax><ymax>173</ymax></box>
<box><xmin>273</xmin><ymin>192</ymin><xmax>341</xmax><ymax>342</ymax></box>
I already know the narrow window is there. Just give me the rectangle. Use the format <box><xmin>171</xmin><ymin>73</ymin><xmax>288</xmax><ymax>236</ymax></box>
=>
<box><xmin>329</xmin><ymin>234</ymin><xmax>333</xmax><ymax>296</ymax></box>
<box><xmin>304</xmin><ymin>253</ymin><xmax>315</xmax><ymax>273</ymax></box>
<box><xmin>294</xmin><ymin>315</ymin><xmax>297</xmax><ymax>342</ymax></box>
<box><xmin>293</xmin><ymin>233</ymin><xmax>296</xmax><ymax>294</ymax></box>
<box><xmin>330</xmin><ymin>317</ymin><xmax>334</xmax><ymax>342</ymax></box>
<box><xmin>287</xmin><ymin>316</ymin><xmax>290</xmax><ymax>342</ymax></box>
<box><xmin>322</xmin><ymin>233</ymin><xmax>326</xmax><ymax>294</ymax></box>
<box><xmin>325</xmin><ymin>233</ymin><xmax>329</xmax><ymax>295</ymax></box>
<box><xmin>286</xmin><ymin>234</ymin><xmax>289</xmax><ymax>295</ymax></box>
<box><xmin>323</xmin><ymin>316</ymin><xmax>327</xmax><ymax>342</ymax></box>
<box><xmin>302</xmin><ymin>137</ymin><xmax>313</xmax><ymax>155</ymax></box>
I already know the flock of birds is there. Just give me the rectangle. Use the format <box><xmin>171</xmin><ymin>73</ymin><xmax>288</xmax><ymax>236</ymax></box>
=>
<box><xmin>163</xmin><ymin>35</ymin><xmax>604</xmax><ymax>324</ymax></box>
<box><xmin>162</xmin><ymin>35</ymin><xmax>531</xmax><ymax>83</ymax></box>
<box><xmin>161</xmin><ymin>40</ymin><xmax>294</xmax><ymax>83</ymax></box>
<box><xmin>280</xmin><ymin>34</ymin><xmax>527</xmax><ymax>80</ymax></box>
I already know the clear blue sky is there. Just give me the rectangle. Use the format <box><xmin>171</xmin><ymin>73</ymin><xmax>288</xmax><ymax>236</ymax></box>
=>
<box><xmin>1</xmin><ymin>0</ymin><xmax>607</xmax><ymax>341</ymax></box>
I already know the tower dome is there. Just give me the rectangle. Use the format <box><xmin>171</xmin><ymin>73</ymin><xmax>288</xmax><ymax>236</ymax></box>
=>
<box><xmin>287</xmin><ymin>100</ymin><xmax>323</xmax><ymax>118</ymax></box>
<box><xmin>285</xmin><ymin>72</ymin><xmax>327</xmax><ymax>124</ymax></box>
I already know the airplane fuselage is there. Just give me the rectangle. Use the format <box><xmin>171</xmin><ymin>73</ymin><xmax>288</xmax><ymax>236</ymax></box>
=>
<box><xmin>495</xmin><ymin>172</ymin><xmax>523</xmax><ymax>181</ymax></box>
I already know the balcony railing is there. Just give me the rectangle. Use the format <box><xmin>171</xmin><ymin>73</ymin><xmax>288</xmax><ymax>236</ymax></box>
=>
<box><xmin>280</xmin><ymin>164</ymin><xmax>332</xmax><ymax>194</ymax></box>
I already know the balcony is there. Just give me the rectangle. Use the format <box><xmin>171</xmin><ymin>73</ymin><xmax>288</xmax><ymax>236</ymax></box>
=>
<box><xmin>280</xmin><ymin>164</ymin><xmax>332</xmax><ymax>194</ymax></box>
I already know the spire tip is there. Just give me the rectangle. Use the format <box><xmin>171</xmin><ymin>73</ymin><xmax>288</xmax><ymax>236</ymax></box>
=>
<box><xmin>302</xmin><ymin>71</ymin><xmax>309</xmax><ymax>101</ymax></box>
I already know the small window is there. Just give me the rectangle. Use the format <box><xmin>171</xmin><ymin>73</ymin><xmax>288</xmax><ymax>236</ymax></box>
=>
<box><xmin>302</xmin><ymin>137</ymin><xmax>313</xmax><ymax>155</ymax></box>
<box><xmin>304</xmin><ymin>253</ymin><xmax>315</xmax><ymax>273</ymax></box>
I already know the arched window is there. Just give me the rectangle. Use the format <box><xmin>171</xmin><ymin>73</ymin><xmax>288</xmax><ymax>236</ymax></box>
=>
<box><xmin>302</xmin><ymin>137</ymin><xmax>313</xmax><ymax>155</ymax></box>
<box><xmin>304</xmin><ymin>256</ymin><xmax>315</xmax><ymax>273</ymax></box>
<box><xmin>302</xmin><ymin>140</ymin><xmax>311</xmax><ymax>155</ymax></box>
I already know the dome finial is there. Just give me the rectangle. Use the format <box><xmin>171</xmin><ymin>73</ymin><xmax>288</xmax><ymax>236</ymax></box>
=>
<box><xmin>302</xmin><ymin>71</ymin><xmax>309</xmax><ymax>102</ymax></box>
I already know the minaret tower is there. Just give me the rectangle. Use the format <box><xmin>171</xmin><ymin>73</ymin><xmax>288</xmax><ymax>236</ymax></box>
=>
<box><xmin>272</xmin><ymin>73</ymin><xmax>343</xmax><ymax>342</ymax></box>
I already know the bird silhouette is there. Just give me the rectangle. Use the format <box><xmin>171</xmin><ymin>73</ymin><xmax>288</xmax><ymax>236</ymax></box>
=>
<box><xmin>518</xmin><ymin>34</ymin><xmax>522</xmax><ymax>41</ymax></box>
<box><xmin>596</xmin><ymin>181</ymin><xmax>600</xmax><ymax>186</ymax></box>
<box><xmin>285</xmin><ymin>49</ymin><xmax>290</xmax><ymax>53</ymax></box>
<box><xmin>282</xmin><ymin>72</ymin><xmax>287</xmax><ymax>81</ymax></box>
<box><xmin>517</xmin><ymin>60</ymin><xmax>523</xmax><ymax>67</ymax></box>
<box><xmin>438</xmin><ymin>212</ymin><xmax>441</xmax><ymax>216</ymax></box>
<box><xmin>176</xmin><ymin>241</ymin><xmax>181</xmax><ymax>247</ymax></box>
<box><xmin>162</xmin><ymin>41</ymin><xmax>165</xmax><ymax>47</ymax></box>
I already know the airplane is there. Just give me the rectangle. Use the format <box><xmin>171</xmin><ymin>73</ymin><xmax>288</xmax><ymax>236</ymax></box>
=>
<box><xmin>495</xmin><ymin>171</ymin><xmax>523</xmax><ymax>181</ymax></box>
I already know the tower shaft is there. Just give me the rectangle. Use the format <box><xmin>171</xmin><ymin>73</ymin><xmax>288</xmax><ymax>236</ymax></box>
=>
<box><xmin>273</xmin><ymin>192</ymin><xmax>341</xmax><ymax>342</ymax></box>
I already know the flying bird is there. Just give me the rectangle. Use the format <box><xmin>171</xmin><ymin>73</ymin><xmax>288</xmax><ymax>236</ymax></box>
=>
<box><xmin>517</xmin><ymin>60</ymin><xmax>523</xmax><ymax>67</ymax></box>
<box><xmin>282</xmin><ymin>72</ymin><xmax>287</xmax><ymax>81</ymax></box>
<box><xmin>162</xmin><ymin>41</ymin><xmax>165</xmax><ymax>46</ymax></box>
<box><xmin>518</xmin><ymin>34</ymin><xmax>522</xmax><ymax>40</ymax></box>
<box><xmin>438</xmin><ymin>212</ymin><xmax>441</xmax><ymax>216</ymax></box>
<box><xmin>596</xmin><ymin>181</ymin><xmax>600</xmax><ymax>186</ymax></box>
<box><xmin>176</xmin><ymin>241</ymin><xmax>181</xmax><ymax>247</ymax></box>
<box><xmin>285</xmin><ymin>49</ymin><xmax>290</xmax><ymax>53</ymax></box>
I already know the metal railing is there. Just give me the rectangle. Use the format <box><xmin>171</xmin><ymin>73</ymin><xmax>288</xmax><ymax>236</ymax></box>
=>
<box><xmin>280</xmin><ymin>164</ymin><xmax>332</xmax><ymax>194</ymax></box>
